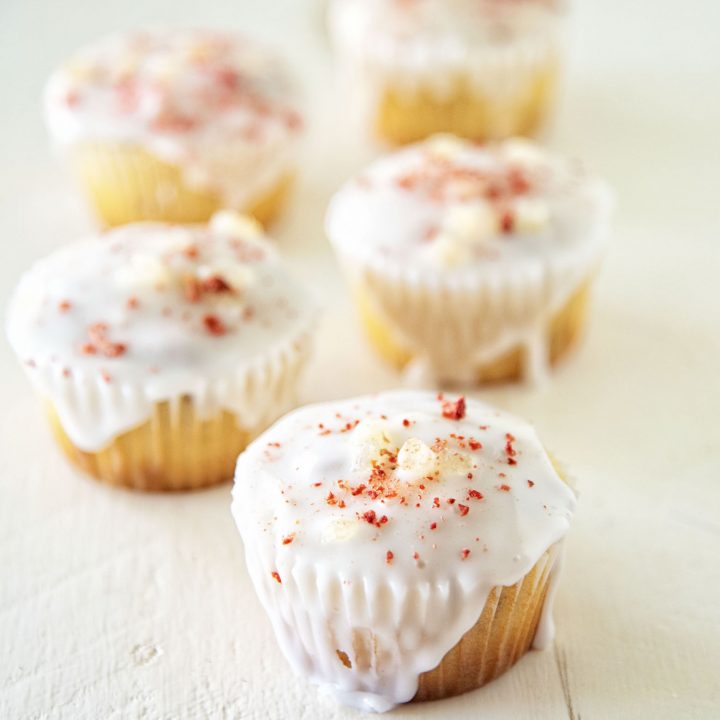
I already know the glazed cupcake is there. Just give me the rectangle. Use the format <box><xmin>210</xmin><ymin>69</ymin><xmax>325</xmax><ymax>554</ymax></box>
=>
<box><xmin>326</xmin><ymin>135</ymin><xmax>612</xmax><ymax>384</ymax></box>
<box><xmin>45</xmin><ymin>30</ymin><xmax>302</xmax><ymax>227</ymax></box>
<box><xmin>233</xmin><ymin>390</ymin><xmax>576</xmax><ymax>711</ymax></box>
<box><xmin>328</xmin><ymin>0</ymin><xmax>564</xmax><ymax>144</ymax></box>
<box><xmin>6</xmin><ymin>211</ymin><xmax>315</xmax><ymax>491</ymax></box>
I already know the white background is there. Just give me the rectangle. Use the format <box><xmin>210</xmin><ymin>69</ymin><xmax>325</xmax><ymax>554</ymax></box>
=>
<box><xmin>1</xmin><ymin>1</ymin><xmax>719</xmax><ymax>718</ymax></box>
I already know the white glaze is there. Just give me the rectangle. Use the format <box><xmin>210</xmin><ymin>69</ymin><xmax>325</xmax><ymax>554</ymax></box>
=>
<box><xmin>326</xmin><ymin>136</ymin><xmax>612</xmax><ymax>383</ymax></box>
<box><xmin>6</xmin><ymin>211</ymin><xmax>315</xmax><ymax>450</ymax></box>
<box><xmin>328</xmin><ymin>0</ymin><xmax>563</xmax><ymax>121</ymax></box>
<box><xmin>232</xmin><ymin>390</ymin><xmax>576</xmax><ymax>712</ymax></box>
<box><xmin>44</xmin><ymin>30</ymin><xmax>302</xmax><ymax>207</ymax></box>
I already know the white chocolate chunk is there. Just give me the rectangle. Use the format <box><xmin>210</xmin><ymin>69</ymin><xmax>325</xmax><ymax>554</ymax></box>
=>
<box><xmin>350</xmin><ymin>419</ymin><xmax>393</xmax><ymax>471</ymax></box>
<box><xmin>115</xmin><ymin>253</ymin><xmax>173</xmax><ymax>289</ymax></box>
<box><xmin>437</xmin><ymin>449</ymin><xmax>473</xmax><ymax>474</ymax></box>
<box><xmin>396</xmin><ymin>437</ymin><xmax>437</xmax><ymax>485</ymax></box>
<box><xmin>443</xmin><ymin>201</ymin><xmax>498</xmax><ymax>245</ymax></box>
<box><xmin>431</xmin><ymin>201</ymin><xmax>498</xmax><ymax>267</ymax></box>
<box><xmin>500</xmin><ymin>138</ymin><xmax>548</xmax><ymax>169</ymax></box>
<box><xmin>210</xmin><ymin>210</ymin><xmax>263</xmax><ymax>239</ymax></box>
<box><xmin>425</xmin><ymin>134</ymin><xmax>464</xmax><ymax>161</ymax></box>
<box><xmin>222</xmin><ymin>265</ymin><xmax>255</xmax><ymax>293</ymax></box>
<box><xmin>322</xmin><ymin>518</ymin><xmax>359</xmax><ymax>544</ymax></box>
<box><xmin>513</xmin><ymin>197</ymin><xmax>550</xmax><ymax>233</ymax></box>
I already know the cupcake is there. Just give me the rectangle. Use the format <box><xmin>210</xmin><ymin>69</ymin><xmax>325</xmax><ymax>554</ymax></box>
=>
<box><xmin>233</xmin><ymin>390</ymin><xmax>576</xmax><ymax>711</ymax></box>
<box><xmin>326</xmin><ymin>135</ymin><xmax>612</xmax><ymax>384</ymax></box>
<box><xmin>45</xmin><ymin>30</ymin><xmax>303</xmax><ymax>227</ymax></box>
<box><xmin>6</xmin><ymin>211</ymin><xmax>315</xmax><ymax>491</ymax></box>
<box><xmin>328</xmin><ymin>0</ymin><xmax>564</xmax><ymax>144</ymax></box>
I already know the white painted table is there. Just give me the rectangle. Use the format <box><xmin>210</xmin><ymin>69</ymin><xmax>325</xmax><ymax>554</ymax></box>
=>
<box><xmin>1</xmin><ymin>1</ymin><xmax>719</xmax><ymax>718</ymax></box>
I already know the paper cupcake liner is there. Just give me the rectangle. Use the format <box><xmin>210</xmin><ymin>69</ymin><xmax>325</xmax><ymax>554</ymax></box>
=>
<box><xmin>337</xmin><ymin>242</ymin><xmax>601</xmax><ymax>385</ymax></box>
<box><xmin>415</xmin><ymin>544</ymin><xmax>559</xmax><ymax>701</ymax></box>
<box><xmin>375</xmin><ymin>64</ymin><xmax>557</xmax><ymax>144</ymax></box>
<box><xmin>244</xmin><ymin>538</ymin><xmax>560</xmax><ymax>710</ymax></box>
<box><xmin>383</xmin><ymin>33</ymin><xmax>562</xmax><ymax>98</ymax></box>
<box><xmin>377</xmin><ymin>38</ymin><xmax>560</xmax><ymax>143</ymax></box>
<box><xmin>68</xmin><ymin>142</ymin><xmax>293</xmax><ymax>227</ymax></box>
<box><xmin>334</xmin><ymin>24</ymin><xmax>563</xmax><ymax>142</ymax></box>
<box><xmin>28</xmin><ymin>331</ymin><xmax>313</xmax><ymax>491</ymax></box>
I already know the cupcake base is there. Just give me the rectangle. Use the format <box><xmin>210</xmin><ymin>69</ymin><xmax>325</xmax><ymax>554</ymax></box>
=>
<box><xmin>374</xmin><ymin>64</ymin><xmax>557</xmax><ymax>145</ymax></box>
<box><xmin>69</xmin><ymin>143</ymin><xmax>293</xmax><ymax>227</ymax></box>
<box><xmin>354</xmin><ymin>281</ymin><xmax>590</xmax><ymax>384</ymax></box>
<box><xmin>46</xmin><ymin>396</ymin><xmax>255</xmax><ymax>491</ymax></box>
<box><xmin>414</xmin><ymin>545</ymin><xmax>558</xmax><ymax>701</ymax></box>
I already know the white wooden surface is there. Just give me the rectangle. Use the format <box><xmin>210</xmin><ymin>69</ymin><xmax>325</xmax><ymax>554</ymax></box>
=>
<box><xmin>1</xmin><ymin>1</ymin><xmax>719</xmax><ymax>718</ymax></box>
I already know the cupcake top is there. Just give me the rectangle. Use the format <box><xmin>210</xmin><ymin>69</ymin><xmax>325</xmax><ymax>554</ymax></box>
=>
<box><xmin>326</xmin><ymin>135</ymin><xmax>610</xmax><ymax>276</ymax></box>
<box><xmin>329</xmin><ymin>0</ymin><xmax>561</xmax><ymax>66</ymax></box>
<box><xmin>7</xmin><ymin>211</ymin><xmax>314</xmax><ymax>448</ymax></box>
<box><xmin>45</xmin><ymin>30</ymin><xmax>302</xmax><ymax>205</ymax></box>
<box><xmin>233</xmin><ymin>390</ymin><xmax>575</xmax><ymax>709</ymax></box>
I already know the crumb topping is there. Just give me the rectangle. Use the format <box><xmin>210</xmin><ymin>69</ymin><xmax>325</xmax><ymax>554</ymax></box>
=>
<box><xmin>50</xmin><ymin>30</ymin><xmax>303</xmax><ymax>141</ymax></box>
<box><xmin>80</xmin><ymin>322</ymin><xmax>127</xmax><ymax>358</ymax></box>
<box><xmin>11</xmin><ymin>211</ymin><xmax>311</xmax><ymax>378</ymax></box>
<box><xmin>326</xmin><ymin>135</ymin><xmax>605</xmax><ymax>274</ymax></box>
<box><xmin>241</xmin><ymin>392</ymin><xmax>573</xmax><ymax>574</ymax></box>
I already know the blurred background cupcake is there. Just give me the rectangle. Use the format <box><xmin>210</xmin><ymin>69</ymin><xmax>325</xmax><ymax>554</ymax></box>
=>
<box><xmin>44</xmin><ymin>29</ymin><xmax>303</xmax><ymax>227</ymax></box>
<box><xmin>327</xmin><ymin>0</ymin><xmax>565</xmax><ymax>144</ymax></box>
<box><xmin>6</xmin><ymin>211</ymin><xmax>315</xmax><ymax>491</ymax></box>
<box><xmin>326</xmin><ymin>134</ymin><xmax>612</xmax><ymax>385</ymax></box>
